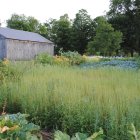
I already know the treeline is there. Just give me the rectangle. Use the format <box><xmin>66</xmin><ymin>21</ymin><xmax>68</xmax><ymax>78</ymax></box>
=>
<box><xmin>3</xmin><ymin>0</ymin><xmax>140</xmax><ymax>56</ymax></box>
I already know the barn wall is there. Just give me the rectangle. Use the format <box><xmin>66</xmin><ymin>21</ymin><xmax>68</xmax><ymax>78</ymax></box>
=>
<box><xmin>0</xmin><ymin>36</ymin><xmax>6</xmax><ymax>59</ymax></box>
<box><xmin>6</xmin><ymin>39</ymin><xmax>54</xmax><ymax>60</ymax></box>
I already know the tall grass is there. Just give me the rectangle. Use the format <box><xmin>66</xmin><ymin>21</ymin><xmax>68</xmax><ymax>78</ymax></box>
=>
<box><xmin>0</xmin><ymin>63</ymin><xmax>140</xmax><ymax>139</ymax></box>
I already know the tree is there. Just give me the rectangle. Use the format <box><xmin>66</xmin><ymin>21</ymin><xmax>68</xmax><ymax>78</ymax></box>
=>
<box><xmin>72</xmin><ymin>9</ymin><xmax>96</xmax><ymax>54</ymax></box>
<box><xmin>108</xmin><ymin>0</ymin><xmax>140</xmax><ymax>56</ymax></box>
<box><xmin>7</xmin><ymin>14</ymin><xmax>29</xmax><ymax>31</ymax></box>
<box><xmin>7</xmin><ymin>14</ymin><xmax>47</xmax><ymax>37</ymax></box>
<box><xmin>45</xmin><ymin>14</ymin><xmax>72</xmax><ymax>53</ymax></box>
<box><xmin>87</xmin><ymin>17</ymin><xmax>122</xmax><ymax>56</ymax></box>
<box><xmin>134</xmin><ymin>0</ymin><xmax>140</xmax><ymax>55</ymax></box>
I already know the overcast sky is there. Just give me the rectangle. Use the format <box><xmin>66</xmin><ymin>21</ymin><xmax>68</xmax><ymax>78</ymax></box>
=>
<box><xmin>0</xmin><ymin>0</ymin><xmax>110</xmax><ymax>26</ymax></box>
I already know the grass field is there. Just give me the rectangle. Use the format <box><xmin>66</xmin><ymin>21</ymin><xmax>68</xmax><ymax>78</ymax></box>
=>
<box><xmin>0</xmin><ymin>63</ymin><xmax>140</xmax><ymax>139</ymax></box>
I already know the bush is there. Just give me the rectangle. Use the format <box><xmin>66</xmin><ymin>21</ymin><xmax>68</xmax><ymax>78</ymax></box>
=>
<box><xmin>35</xmin><ymin>52</ymin><xmax>85</xmax><ymax>66</ymax></box>
<box><xmin>54</xmin><ymin>56</ymin><xmax>70</xmax><ymax>66</ymax></box>
<box><xmin>60</xmin><ymin>51</ymin><xmax>85</xmax><ymax>65</ymax></box>
<box><xmin>35</xmin><ymin>53</ymin><xmax>54</xmax><ymax>65</ymax></box>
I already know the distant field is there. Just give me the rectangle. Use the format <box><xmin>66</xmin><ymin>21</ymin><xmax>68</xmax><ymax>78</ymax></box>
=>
<box><xmin>0</xmin><ymin>63</ymin><xmax>140</xmax><ymax>139</ymax></box>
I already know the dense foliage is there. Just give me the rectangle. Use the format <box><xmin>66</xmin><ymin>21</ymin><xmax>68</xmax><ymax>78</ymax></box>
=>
<box><xmin>108</xmin><ymin>0</ymin><xmax>140</xmax><ymax>56</ymax></box>
<box><xmin>6</xmin><ymin>0</ymin><xmax>140</xmax><ymax>56</ymax></box>
<box><xmin>35</xmin><ymin>51</ymin><xmax>85</xmax><ymax>66</ymax></box>
<box><xmin>45</xmin><ymin>14</ymin><xmax>72</xmax><ymax>54</ymax></box>
<box><xmin>7</xmin><ymin>14</ymin><xmax>47</xmax><ymax>38</ymax></box>
<box><xmin>60</xmin><ymin>51</ymin><xmax>85</xmax><ymax>65</ymax></box>
<box><xmin>87</xmin><ymin>17</ymin><xmax>122</xmax><ymax>56</ymax></box>
<box><xmin>71</xmin><ymin>9</ymin><xmax>95</xmax><ymax>54</ymax></box>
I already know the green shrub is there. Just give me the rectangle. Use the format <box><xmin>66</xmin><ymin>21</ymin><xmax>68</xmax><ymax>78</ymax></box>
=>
<box><xmin>35</xmin><ymin>53</ymin><xmax>54</xmax><ymax>65</ymax></box>
<box><xmin>53</xmin><ymin>56</ymin><xmax>70</xmax><ymax>66</ymax></box>
<box><xmin>35</xmin><ymin>51</ymin><xmax>85</xmax><ymax>66</ymax></box>
<box><xmin>60</xmin><ymin>51</ymin><xmax>85</xmax><ymax>65</ymax></box>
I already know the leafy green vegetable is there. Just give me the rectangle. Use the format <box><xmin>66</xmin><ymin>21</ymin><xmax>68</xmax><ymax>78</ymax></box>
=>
<box><xmin>54</xmin><ymin>129</ymin><xmax>104</xmax><ymax>140</ymax></box>
<box><xmin>54</xmin><ymin>130</ymin><xmax>70</xmax><ymax>140</ymax></box>
<box><xmin>0</xmin><ymin>113</ymin><xmax>42</xmax><ymax>140</ymax></box>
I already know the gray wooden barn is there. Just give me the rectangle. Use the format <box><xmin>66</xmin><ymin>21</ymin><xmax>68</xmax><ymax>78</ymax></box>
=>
<box><xmin>0</xmin><ymin>27</ymin><xmax>54</xmax><ymax>60</ymax></box>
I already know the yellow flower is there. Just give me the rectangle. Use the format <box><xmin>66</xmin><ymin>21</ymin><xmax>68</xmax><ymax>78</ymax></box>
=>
<box><xmin>2</xmin><ymin>58</ymin><xmax>9</xmax><ymax>66</ymax></box>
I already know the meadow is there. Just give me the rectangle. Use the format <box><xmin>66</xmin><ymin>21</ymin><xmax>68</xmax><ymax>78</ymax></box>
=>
<box><xmin>0</xmin><ymin>60</ymin><xmax>140</xmax><ymax>139</ymax></box>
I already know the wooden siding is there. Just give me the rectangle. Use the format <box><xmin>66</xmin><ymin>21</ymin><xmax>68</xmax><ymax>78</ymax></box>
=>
<box><xmin>6</xmin><ymin>39</ymin><xmax>54</xmax><ymax>60</ymax></box>
<box><xmin>0</xmin><ymin>36</ymin><xmax>6</xmax><ymax>59</ymax></box>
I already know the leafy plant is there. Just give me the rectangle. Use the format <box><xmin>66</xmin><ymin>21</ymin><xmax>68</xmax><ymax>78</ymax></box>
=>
<box><xmin>60</xmin><ymin>51</ymin><xmax>85</xmax><ymax>65</ymax></box>
<box><xmin>128</xmin><ymin>123</ymin><xmax>140</xmax><ymax>140</ymax></box>
<box><xmin>0</xmin><ymin>113</ymin><xmax>42</xmax><ymax>140</ymax></box>
<box><xmin>35</xmin><ymin>53</ymin><xmax>54</xmax><ymax>65</ymax></box>
<box><xmin>53</xmin><ymin>55</ymin><xmax>70</xmax><ymax>66</ymax></box>
<box><xmin>80</xmin><ymin>59</ymin><xmax>138</xmax><ymax>69</ymax></box>
<box><xmin>54</xmin><ymin>131</ymin><xmax>70</xmax><ymax>140</ymax></box>
<box><xmin>54</xmin><ymin>128</ymin><xmax>103</xmax><ymax>140</ymax></box>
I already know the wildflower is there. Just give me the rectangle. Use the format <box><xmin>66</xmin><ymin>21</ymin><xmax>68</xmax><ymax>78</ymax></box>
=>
<box><xmin>2</xmin><ymin>58</ymin><xmax>9</xmax><ymax>66</ymax></box>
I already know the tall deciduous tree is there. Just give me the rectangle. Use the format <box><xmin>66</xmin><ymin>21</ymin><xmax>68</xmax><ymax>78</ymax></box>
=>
<box><xmin>45</xmin><ymin>14</ymin><xmax>72</xmax><ymax>53</ymax></box>
<box><xmin>108</xmin><ymin>0</ymin><xmax>140</xmax><ymax>56</ymax></box>
<box><xmin>72</xmin><ymin>9</ymin><xmax>96</xmax><ymax>54</ymax></box>
<box><xmin>87</xmin><ymin>17</ymin><xmax>122</xmax><ymax>56</ymax></box>
<box><xmin>134</xmin><ymin>0</ymin><xmax>140</xmax><ymax>54</ymax></box>
<box><xmin>7</xmin><ymin>14</ymin><xmax>47</xmax><ymax>37</ymax></box>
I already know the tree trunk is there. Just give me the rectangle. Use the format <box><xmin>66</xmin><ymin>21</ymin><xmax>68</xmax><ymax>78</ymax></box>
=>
<box><xmin>130</xmin><ymin>50</ymin><xmax>134</xmax><ymax>57</ymax></box>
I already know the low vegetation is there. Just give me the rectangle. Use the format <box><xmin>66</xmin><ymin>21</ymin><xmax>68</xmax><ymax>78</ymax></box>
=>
<box><xmin>54</xmin><ymin>124</ymin><xmax>140</xmax><ymax>140</ymax></box>
<box><xmin>35</xmin><ymin>51</ymin><xmax>85</xmax><ymax>66</ymax></box>
<box><xmin>54</xmin><ymin>128</ymin><xmax>103</xmax><ymax>140</ymax></box>
<box><xmin>0</xmin><ymin>60</ymin><xmax>140</xmax><ymax>139</ymax></box>
<box><xmin>0</xmin><ymin>59</ymin><xmax>21</xmax><ymax>84</ymax></box>
<box><xmin>0</xmin><ymin>113</ymin><xmax>41</xmax><ymax>140</ymax></box>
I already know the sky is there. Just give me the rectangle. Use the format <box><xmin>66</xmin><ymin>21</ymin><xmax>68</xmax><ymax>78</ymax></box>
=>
<box><xmin>0</xmin><ymin>0</ymin><xmax>110</xmax><ymax>26</ymax></box>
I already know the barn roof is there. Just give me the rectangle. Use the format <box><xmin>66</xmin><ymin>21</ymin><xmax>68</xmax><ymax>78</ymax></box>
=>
<box><xmin>0</xmin><ymin>27</ymin><xmax>53</xmax><ymax>43</ymax></box>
